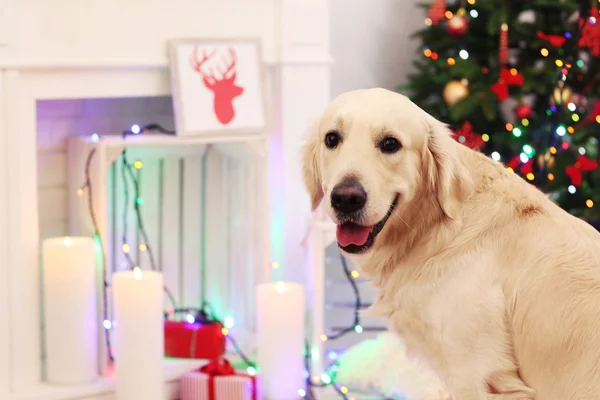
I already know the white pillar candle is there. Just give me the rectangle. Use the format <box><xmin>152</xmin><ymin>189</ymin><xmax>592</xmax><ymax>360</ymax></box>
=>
<box><xmin>42</xmin><ymin>236</ymin><xmax>98</xmax><ymax>384</ymax></box>
<box><xmin>256</xmin><ymin>281</ymin><xmax>305</xmax><ymax>399</ymax></box>
<box><xmin>113</xmin><ymin>269</ymin><xmax>164</xmax><ymax>400</ymax></box>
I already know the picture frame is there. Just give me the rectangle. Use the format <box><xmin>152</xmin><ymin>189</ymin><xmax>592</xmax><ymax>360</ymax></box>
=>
<box><xmin>168</xmin><ymin>38</ymin><xmax>267</xmax><ymax>138</ymax></box>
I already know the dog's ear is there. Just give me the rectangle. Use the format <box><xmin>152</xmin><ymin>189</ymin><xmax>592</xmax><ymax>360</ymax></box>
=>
<box><xmin>423</xmin><ymin>117</ymin><xmax>473</xmax><ymax>219</ymax></box>
<box><xmin>302</xmin><ymin>120</ymin><xmax>324</xmax><ymax>211</ymax></box>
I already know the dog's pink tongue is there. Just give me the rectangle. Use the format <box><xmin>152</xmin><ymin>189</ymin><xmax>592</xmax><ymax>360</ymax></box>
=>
<box><xmin>336</xmin><ymin>224</ymin><xmax>371</xmax><ymax>247</ymax></box>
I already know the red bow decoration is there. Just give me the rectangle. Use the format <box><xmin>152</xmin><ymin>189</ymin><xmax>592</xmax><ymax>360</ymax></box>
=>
<box><xmin>565</xmin><ymin>155</ymin><xmax>599</xmax><ymax>186</ymax></box>
<box><xmin>507</xmin><ymin>155</ymin><xmax>534</xmax><ymax>175</ymax></box>
<box><xmin>199</xmin><ymin>357</ymin><xmax>257</xmax><ymax>400</ymax></box>
<box><xmin>491</xmin><ymin>67</ymin><xmax>525</xmax><ymax>101</ymax></box>
<box><xmin>537</xmin><ymin>31</ymin><xmax>567</xmax><ymax>47</ymax></box>
<box><xmin>579</xmin><ymin>7</ymin><xmax>600</xmax><ymax>56</ymax></box>
<box><xmin>427</xmin><ymin>0</ymin><xmax>446</xmax><ymax>25</ymax></box>
<box><xmin>200</xmin><ymin>357</ymin><xmax>236</xmax><ymax>376</ymax></box>
<box><xmin>453</xmin><ymin>121</ymin><xmax>484</xmax><ymax>151</ymax></box>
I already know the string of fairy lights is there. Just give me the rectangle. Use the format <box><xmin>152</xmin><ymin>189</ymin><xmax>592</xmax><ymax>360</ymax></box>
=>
<box><xmin>78</xmin><ymin>123</ymin><xmax>368</xmax><ymax>399</ymax></box>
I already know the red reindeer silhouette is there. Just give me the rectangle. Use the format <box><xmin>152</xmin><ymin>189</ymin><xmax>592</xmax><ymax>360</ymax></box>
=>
<box><xmin>190</xmin><ymin>46</ymin><xmax>244</xmax><ymax>125</ymax></box>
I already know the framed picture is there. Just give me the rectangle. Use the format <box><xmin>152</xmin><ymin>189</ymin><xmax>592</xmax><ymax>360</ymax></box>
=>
<box><xmin>168</xmin><ymin>38</ymin><xmax>267</xmax><ymax>137</ymax></box>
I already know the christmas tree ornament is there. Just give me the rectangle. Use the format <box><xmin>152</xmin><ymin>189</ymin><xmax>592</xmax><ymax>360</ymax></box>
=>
<box><xmin>517</xmin><ymin>10</ymin><xmax>536</xmax><ymax>24</ymax></box>
<box><xmin>537</xmin><ymin>151</ymin><xmax>556</xmax><ymax>169</ymax></box>
<box><xmin>565</xmin><ymin>155</ymin><xmax>599</xmax><ymax>186</ymax></box>
<box><xmin>499</xmin><ymin>98</ymin><xmax>518</xmax><ymax>124</ymax></box>
<box><xmin>515</xmin><ymin>104</ymin><xmax>533</xmax><ymax>119</ymax></box>
<box><xmin>499</xmin><ymin>23</ymin><xmax>509</xmax><ymax>64</ymax></box>
<box><xmin>443</xmin><ymin>79</ymin><xmax>469</xmax><ymax>106</ymax></box>
<box><xmin>427</xmin><ymin>0</ymin><xmax>447</xmax><ymax>25</ymax></box>
<box><xmin>551</xmin><ymin>86</ymin><xmax>574</xmax><ymax>105</ymax></box>
<box><xmin>537</xmin><ymin>31</ymin><xmax>567</xmax><ymax>47</ymax></box>
<box><xmin>446</xmin><ymin>12</ymin><xmax>469</xmax><ymax>37</ymax></box>
<box><xmin>452</xmin><ymin>121</ymin><xmax>484</xmax><ymax>151</ymax></box>
<box><xmin>579</xmin><ymin>6</ymin><xmax>600</xmax><ymax>56</ymax></box>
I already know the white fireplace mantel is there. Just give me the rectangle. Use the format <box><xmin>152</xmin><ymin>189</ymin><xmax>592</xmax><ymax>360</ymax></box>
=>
<box><xmin>0</xmin><ymin>0</ymin><xmax>332</xmax><ymax>398</ymax></box>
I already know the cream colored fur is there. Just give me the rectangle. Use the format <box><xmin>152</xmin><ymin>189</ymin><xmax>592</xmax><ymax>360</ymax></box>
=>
<box><xmin>302</xmin><ymin>88</ymin><xmax>600</xmax><ymax>399</ymax></box>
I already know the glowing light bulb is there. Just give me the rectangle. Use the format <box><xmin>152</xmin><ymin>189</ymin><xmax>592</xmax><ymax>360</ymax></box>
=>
<box><xmin>311</xmin><ymin>376</ymin><xmax>321</xmax><ymax>384</ymax></box>
<box><xmin>548</xmin><ymin>173</ymin><xmax>555</xmax><ymax>181</ymax></box>
<box><xmin>186</xmin><ymin>313</ymin><xmax>195</xmax><ymax>324</ymax></box>
<box><xmin>136</xmin><ymin>197</ymin><xmax>143</xmax><ymax>205</ymax></box>
<box><xmin>470</xmin><ymin>9</ymin><xmax>478</xmax><ymax>18</ymax></box>
<box><xmin>526</xmin><ymin>173</ymin><xmax>535</xmax><ymax>181</ymax></box>
<box><xmin>587</xmin><ymin>199</ymin><xmax>594</xmax><ymax>208</ymax></box>
<box><xmin>76</xmin><ymin>188</ymin><xmax>84</xmax><ymax>197</ymax></box>
<box><xmin>550</xmin><ymin>147</ymin><xmax>557</xmax><ymax>155</ymax></box>
<box><xmin>467</xmin><ymin>0</ymin><xmax>475</xmax><ymax>4</ymax></box>
<box><xmin>354</xmin><ymin>324</ymin><xmax>363</xmax><ymax>333</ymax></box>
<box><xmin>139</xmin><ymin>243</ymin><xmax>147</xmax><ymax>252</ymax></box>
<box><xmin>64</xmin><ymin>237</ymin><xmax>72</xmax><ymax>247</ymax></box>
<box><xmin>522</xmin><ymin>119</ymin><xmax>529</xmax><ymax>126</ymax></box>
<box><xmin>555</xmin><ymin>59</ymin><xmax>564</xmax><ymax>67</ymax></box>
<box><xmin>577</xmin><ymin>59</ymin><xmax>585</xmax><ymax>68</ymax></box>
<box><xmin>91</xmin><ymin>133</ymin><xmax>100</xmax><ymax>142</ymax></box>
<box><xmin>519</xmin><ymin>153</ymin><xmax>529</xmax><ymax>163</ymax></box>
<box><xmin>572</xmin><ymin>114</ymin><xmax>580</xmax><ymax>122</ymax></box>
<box><xmin>320</xmin><ymin>334</ymin><xmax>328</xmax><ymax>342</ymax></box>
<box><xmin>459</xmin><ymin>50</ymin><xmax>469</xmax><ymax>60</ymax></box>
<box><xmin>568</xmin><ymin>185</ymin><xmax>576</xmax><ymax>194</ymax></box>
<box><xmin>221</xmin><ymin>327</ymin><xmax>229</xmax><ymax>336</ymax></box>
<box><xmin>491</xmin><ymin>152</ymin><xmax>501</xmax><ymax>162</ymax></box>
<box><xmin>271</xmin><ymin>261</ymin><xmax>279</xmax><ymax>269</ymax></box>
<box><xmin>131</xmin><ymin>124</ymin><xmax>141</xmax><ymax>134</ymax></box>
<box><xmin>568</xmin><ymin>103</ymin><xmax>577</xmax><ymax>112</ymax></box>
<box><xmin>321</xmin><ymin>374</ymin><xmax>332</xmax><ymax>384</ymax></box>
<box><xmin>445</xmin><ymin>10</ymin><xmax>453</xmax><ymax>19</ymax></box>
<box><xmin>328</xmin><ymin>351</ymin><xmax>338</xmax><ymax>360</ymax></box>
<box><xmin>522</xmin><ymin>145</ymin><xmax>533</xmax><ymax>155</ymax></box>
<box><xmin>541</xmin><ymin>48</ymin><xmax>549</xmax><ymax>57</ymax></box>
<box><xmin>134</xmin><ymin>160</ymin><xmax>143</xmax><ymax>169</ymax></box>
<box><xmin>122</xmin><ymin>243</ymin><xmax>130</xmax><ymax>253</ymax></box>
<box><xmin>224</xmin><ymin>316</ymin><xmax>234</xmax><ymax>328</ymax></box>
<box><xmin>341</xmin><ymin>386</ymin><xmax>349</xmax><ymax>395</ymax></box>
<box><xmin>424</xmin><ymin>17</ymin><xmax>432</xmax><ymax>26</ymax></box>
<box><xmin>103</xmin><ymin>320</ymin><xmax>112</xmax><ymax>330</ymax></box>
<box><xmin>276</xmin><ymin>281</ymin><xmax>285</xmax><ymax>292</ymax></box>
<box><xmin>512</xmin><ymin>128</ymin><xmax>521</xmax><ymax>137</ymax></box>
<box><xmin>350</xmin><ymin>270</ymin><xmax>360</xmax><ymax>278</ymax></box>
<box><xmin>556</xmin><ymin>126</ymin><xmax>567</xmax><ymax>136</ymax></box>
<box><xmin>298</xmin><ymin>389</ymin><xmax>307</xmax><ymax>397</ymax></box>
<box><xmin>481</xmin><ymin>134</ymin><xmax>489</xmax><ymax>142</ymax></box>
<box><xmin>568</xmin><ymin>126</ymin><xmax>575</xmax><ymax>134</ymax></box>
<box><xmin>579</xmin><ymin>147</ymin><xmax>586</xmax><ymax>155</ymax></box>
<box><xmin>247</xmin><ymin>366</ymin><xmax>256</xmax><ymax>376</ymax></box>
<box><xmin>133</xmin><ymin>266</ymin><xmax>142</xmax><ymax>280</ymax></box>
<box><xmin>423</xmin><ymin>49</ymin><xmax>432</xmax><ymax>57</ymax></box>
<box><xmin>447</xmin><ymin>57</ymin><xmax>456</xmax><ymax>66</ymax></box>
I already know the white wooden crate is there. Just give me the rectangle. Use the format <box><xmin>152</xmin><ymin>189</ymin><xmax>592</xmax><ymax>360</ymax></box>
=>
<box><xmin>67</xmin><ymin>133</ymin><xmax>270</xmax><ymax>372</ymax></box>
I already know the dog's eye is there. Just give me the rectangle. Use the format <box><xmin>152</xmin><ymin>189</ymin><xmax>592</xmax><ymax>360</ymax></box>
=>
<box><xmin>379</xmin><ymin>137</ymin><xmax>401</xmax><ymax>154</ymax></box>
<box><xmin>324</xmin><ymin>131</ymin><xmax>341</xmax><ymax>149</ymax></box>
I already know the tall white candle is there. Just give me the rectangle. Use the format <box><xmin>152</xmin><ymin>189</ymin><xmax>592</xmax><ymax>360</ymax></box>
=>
<box><xmin>42</xmin><ymin>236</ymin><xmax>98</xmax><ymax>384</ymax></box>
<box><xmin>113</xmin><ymin>269</ymin><xmax>164</xmax><ymax>400</ymax></box>
<box><xmin>256</xmin><ymin>281</ymin><xmax>305</xmax><ymax>399</ymax></box>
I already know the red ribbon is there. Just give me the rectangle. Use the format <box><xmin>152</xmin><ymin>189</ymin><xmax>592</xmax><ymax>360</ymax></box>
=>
<box><xmin>536</xmin><ymin>31</ymin><xmax>567</xmax><ymax>47</ymax></box>
<box><xmin>199</xmin><ymin>357</ymin><xmax>257</xmax><ymax>400</ymax></box>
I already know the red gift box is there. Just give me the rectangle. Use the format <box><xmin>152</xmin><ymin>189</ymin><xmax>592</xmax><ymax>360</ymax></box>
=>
<box><xmin>164</xmin><ymin>321</ymin><xmax>226</xmax><ymax>359</ymax></box>
<box><xmin>180</xmin><ymin>358</ymin><xmax>262</xmax><ymax>400</ymax></box>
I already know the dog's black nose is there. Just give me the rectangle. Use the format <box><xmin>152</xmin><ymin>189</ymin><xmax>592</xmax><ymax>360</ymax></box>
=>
<box><xmin>331</xmin><ymin>179</ymin><xmax>367</xmax><ymax>214</ymax></box>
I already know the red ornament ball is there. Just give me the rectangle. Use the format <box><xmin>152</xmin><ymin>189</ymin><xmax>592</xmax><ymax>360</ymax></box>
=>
<box><xmin>447</xmin><ymin>15</ymin><xmax>469</xmax><ymax>37</ymax></box>
<box><xmin>515</xmin><ymin>104</ymin><xmax>533</xmax><ymax>119</ymax></box>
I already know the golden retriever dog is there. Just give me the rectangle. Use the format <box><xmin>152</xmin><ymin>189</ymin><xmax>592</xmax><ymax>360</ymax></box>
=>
<box><xmin>302</xmin><ymin>88</ymin><xmax>600</xmax><ymax>399</ymax></box>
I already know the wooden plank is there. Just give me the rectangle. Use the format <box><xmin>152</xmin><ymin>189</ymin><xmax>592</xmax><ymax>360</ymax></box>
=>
<box><xmin>136</xmin><ymin>157</ymin><xmax>160</xmax><ymax>272</ymax></box>
<box><xmin>181</xmin><ymin>156</ymin><xmax>202</xmax><ymax>308</ymax></box>
<box><xmin>160</xmin><ymin>157</ymin><xmax>182</xmax><ymax>309</ymax></box>
<box><xmin>204</xmin><ymin>150</ymin><xmax>228</xmax><ymax>319</ymax></box>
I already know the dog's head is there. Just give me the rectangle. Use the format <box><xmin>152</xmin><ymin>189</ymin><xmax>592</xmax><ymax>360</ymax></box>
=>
<box><xmin>302</xmin><ymin>88</ymin><xmax>472</xmax><ymax>256</ymax></box>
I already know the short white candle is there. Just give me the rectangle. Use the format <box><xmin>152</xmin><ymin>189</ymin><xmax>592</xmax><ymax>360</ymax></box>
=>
<box><xmin>256</xmin><ymin>281</ymin><xmax>305</xmax><ymax>399</ymax></box>
<box><xmin>113</xmin><ymin>268</ymin><xmax>164</xmax><ymax>400</ymax></box>
<box><xmin>42</xmin><ymin>236</ymin><xmax>98</xmax><ymax>384</ymax></box>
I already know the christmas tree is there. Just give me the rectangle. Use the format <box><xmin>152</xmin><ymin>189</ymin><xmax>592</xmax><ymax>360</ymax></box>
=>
<box><xmin>404</xmin><ymin>0</ymin><xmax>600</xmax><ymax>220</ymax></box>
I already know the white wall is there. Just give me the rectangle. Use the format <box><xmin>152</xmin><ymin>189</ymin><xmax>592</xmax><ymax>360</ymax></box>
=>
<box><xmin>329</xmin><ymin>0</ymin><xmax>424</xmax><ymax>97</ymax></box>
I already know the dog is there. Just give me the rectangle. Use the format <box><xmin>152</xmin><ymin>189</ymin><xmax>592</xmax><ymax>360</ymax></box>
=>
<box><xmin>302</xmin><ymin>88</ymin><xmax>600</xmax><ymax>399</ymax></box>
